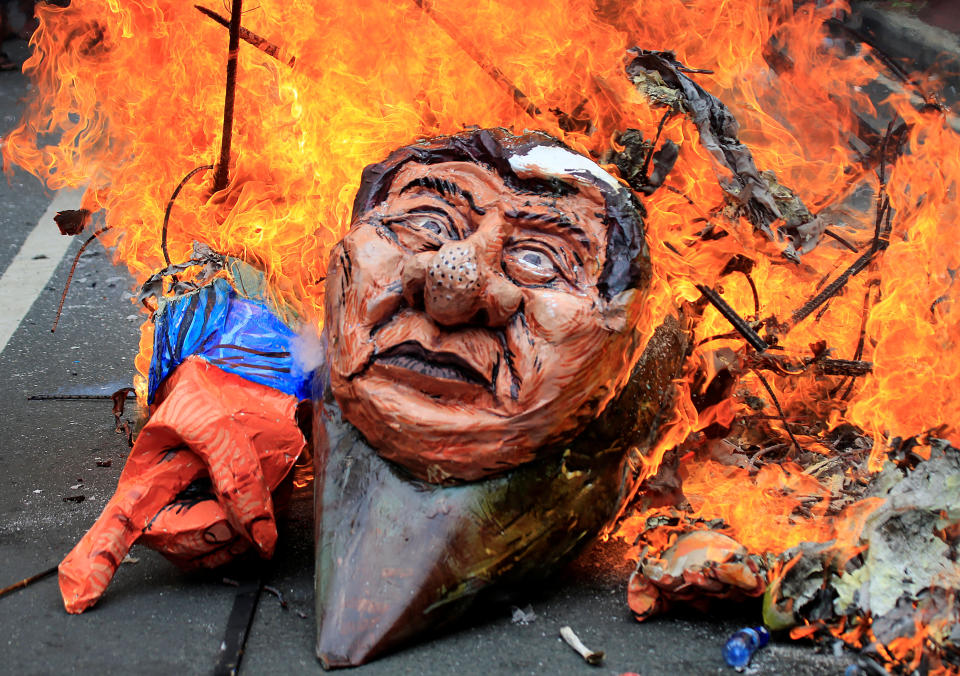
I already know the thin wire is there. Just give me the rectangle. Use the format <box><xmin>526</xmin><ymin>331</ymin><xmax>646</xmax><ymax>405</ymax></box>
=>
<box><xmin>51</xmin><ymin>226</ymin><xmax>111</xmax><ymax>333</ymax></box>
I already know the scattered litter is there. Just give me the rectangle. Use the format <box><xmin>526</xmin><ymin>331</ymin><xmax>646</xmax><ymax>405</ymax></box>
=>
<box><xmin>559</xmin><ymin>625</ymin><xmax>604</xmax><ymax>666</ymax></box>
<box><xmin>32</xmin><ymin>489</ymin><xmax>42</xmax><ymax>494</ymax></box>
<box><xmin>111</xmin><ymin>387</ymin><xmax>136</xmax><ymax>447</ymax></box>
<box><xmin>296</xmin><ymin>610</ymin><xmax>308</xmax><ymax>619</ymax></box>
<box><xmin>263</xmin><ymin>584</ymin><xmax>289</xmax><ymax>609</ymax></box>
<box><xmin>53</xmin><ymin>208</ymin><xmax>90</xmax><ymax>236</ymax></box>
<box><xmin>121</xmin><ymin>554</ymin><xmax>140</xmax><ymax>565</ymax></box>
<box><xmin>629</xmin><ymin>529</ymin><xmax>766</xmax><ymax>621</ymax></box>
<box><xmin>511</xmin><ymin>604</ymin><xmax>536</xmax><ymax>625</ymax></box>
<box><xmin>62</xmin><ymin>495</ymin><xmax>85</xmax><ymax>503</ymax></box>
<box><xmin>96</xmin><ymin>459</ymin><xmax>112</xmax><ymax>468</ymax></box>
<box><xmin>723</xmin><ymin>626</ymin><xmax>769</xmax><ymax>670</ymax></box>
<box><xmin>70</xmin><ymin>483</ymin><xmax>84</xmax><ymax>490</ymax></box>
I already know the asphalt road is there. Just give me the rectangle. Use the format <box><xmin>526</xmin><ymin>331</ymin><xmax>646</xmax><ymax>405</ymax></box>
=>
<box><xmin>0</xmin><ymin>37</ymin><xmax>853</xmax><ymax>676</ymax></box>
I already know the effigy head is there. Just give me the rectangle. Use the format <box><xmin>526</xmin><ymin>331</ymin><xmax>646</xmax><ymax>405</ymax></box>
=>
<box><xmin>325</xmin><ymin>128</ymin><xmax>653</xmax><ymax>482</ymax></box>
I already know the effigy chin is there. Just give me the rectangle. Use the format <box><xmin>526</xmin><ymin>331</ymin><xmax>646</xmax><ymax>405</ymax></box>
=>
<box><xmin>56</xmin><ymin>128</ymin><xmax>689</xmax><ymax>668</ymax></box>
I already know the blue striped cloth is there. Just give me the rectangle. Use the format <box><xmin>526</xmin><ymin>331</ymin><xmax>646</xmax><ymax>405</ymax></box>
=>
<box><xmin>148</xmin><ymin>278</ymin><xmax>313</xmax><ymax>402</ymax></box>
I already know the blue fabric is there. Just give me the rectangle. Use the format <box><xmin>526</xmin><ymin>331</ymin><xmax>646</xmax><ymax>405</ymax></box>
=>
<box><xmin>149</xmin><ymin>278</ymin><xmax>313</xmax><ymax>402</ymax></box>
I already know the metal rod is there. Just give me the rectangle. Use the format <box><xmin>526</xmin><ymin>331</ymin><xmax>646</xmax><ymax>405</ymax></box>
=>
<box><xmin>28</xmin><ymin>393</ymin><xmax>134</xmax><ymax>401</ymax></box>
<box><xmin>51</xmin><ymin>226</ymin><xmax>111</xmax><ymax>333</ymax></box>
<box><xmin>213</xmin><ymin>573</ymin><xmax>263</xmax><ymax>676</ymax></box>
<box><xmin>789</xmin><ymin>240</ymin><xmax>886</xmax><ymax>328</ymax></box>
<box><xmin>213</xmin><ymin>0</ymin><xmax>243</xmax><ymax>194</ymax></box>
<box><xmin>751</xmin><ymin>368</ymin><xmax>803</xmax><ymax>456</ymax></box>
<box><xmin>822</xmin><ymin>228</ymin><xmax>859</xmax><ymax>253</ymax></box>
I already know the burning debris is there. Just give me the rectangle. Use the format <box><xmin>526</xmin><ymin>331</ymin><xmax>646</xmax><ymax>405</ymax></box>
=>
<box><xmin>628</xmin><ymin>529</ymin><xmax>768</xmax><ymax>620</ymax></box>
<box><xmin>2</xmin><ymin>0</ymin><xmax>959</xmax><ymax>672</ymax></box>
<box><xmin>623</xmin><ymin>428</ymin><xmax>960</xmax><ymax>671</ymax></box>
<box><xmin>767</xmin><ymin>438</ymin><xmax>960</xmax><ymax>673</ymax></box>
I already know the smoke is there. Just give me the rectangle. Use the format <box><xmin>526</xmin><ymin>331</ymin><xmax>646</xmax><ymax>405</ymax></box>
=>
<box><xmin>291</xmin><ymin>321</ymin><xmax>326</xmax><ymax>378</ymax></box>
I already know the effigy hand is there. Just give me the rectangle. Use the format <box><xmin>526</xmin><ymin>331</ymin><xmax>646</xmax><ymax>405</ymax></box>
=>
<box><xmin>58</xmin><ymin>357</ymin><xmax>307</xmax><ymax>613</ymax></box>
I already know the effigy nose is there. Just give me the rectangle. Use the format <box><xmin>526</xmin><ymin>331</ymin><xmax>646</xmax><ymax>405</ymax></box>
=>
<box><xmin>424</xmin><ymin>242</ymin><xmax>483</xmax><ymax>326</ymax></box>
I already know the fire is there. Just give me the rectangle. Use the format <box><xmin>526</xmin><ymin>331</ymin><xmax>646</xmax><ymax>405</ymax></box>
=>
<box><xmin>3</xmin><ymin>0</ymin><xmax>960</xmax><ymax>668</ymax></box>
<box><xmin>680</xmin><ymin>460</ymin><xmax>834</xmax><ymax>553</ymax></box>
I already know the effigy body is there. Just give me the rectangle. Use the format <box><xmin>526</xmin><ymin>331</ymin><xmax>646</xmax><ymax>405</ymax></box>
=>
<box><xmin>57</xmin><ymin>128</ymin><xmax>689</xmax><ymax>668</ymax></box>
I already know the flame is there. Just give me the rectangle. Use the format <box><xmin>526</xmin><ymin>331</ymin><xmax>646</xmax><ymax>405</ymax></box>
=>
<box><xmin>3</xmin><ymin>0</ymin><xmax>960</xmax><ymax>666</ymax></box>
<box><xmin>680</xmin><ymin>460</ymin><xmax>834</xmax><ymax>554</ymax></box>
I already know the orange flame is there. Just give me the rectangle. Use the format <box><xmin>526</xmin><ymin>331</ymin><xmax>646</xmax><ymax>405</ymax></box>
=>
<box><xmin>3</xmin><ymin>0</ymin><xmax>960</xmax><ymax>655</ymax></box>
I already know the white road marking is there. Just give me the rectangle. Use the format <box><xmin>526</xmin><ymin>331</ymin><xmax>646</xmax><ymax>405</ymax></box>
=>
<box><xmin>0</xmin><ymin>188</ymin><xmax>85</xmax><ymax>354</ymax></box>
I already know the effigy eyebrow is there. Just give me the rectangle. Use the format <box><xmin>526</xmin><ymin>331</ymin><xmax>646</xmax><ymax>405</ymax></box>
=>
<box><xmin>399</xmin><ymin>176</ymin><xmax>487</xmax><ymax>215</ymax></box>
<box><xmin>505</xmin><ymin>209</ymin><xmax>592</xmax><ymax>250</ymax></box>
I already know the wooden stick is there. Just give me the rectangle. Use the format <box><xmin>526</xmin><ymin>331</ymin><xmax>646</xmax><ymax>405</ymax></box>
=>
<box><xmin>213</xmin><ymin>0</ymin><xmax>243</xmax><ymax>194</ymax></box>
<box><xmin>412</xmin><ymin>0</ymin><xmax>541</xmax><ymax>122</ymax></box>
<box><xmin>195</xmin><ymin>5</ymin><xmax>296</xmax><ymax>68</ymax></box>
<box><xmin>0</xmin><ymin>566</ymin><xmax>58</xmax><ymax>599</ymax></box>
<box><xmin>817</xmin><ymin>358</ymin><xmax>873</xmax><ymax>377</ymax></box>
<box><xmin>201</xmin><ymin>1</ymin><xmax>546</xmax><ymax>127</ymax></box>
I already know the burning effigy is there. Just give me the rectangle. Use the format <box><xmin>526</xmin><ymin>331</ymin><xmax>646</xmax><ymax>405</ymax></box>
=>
<box><xmin>3</xmin><ymin>0</ymin><xmax>960</xmax><ymax>672</ymax></box>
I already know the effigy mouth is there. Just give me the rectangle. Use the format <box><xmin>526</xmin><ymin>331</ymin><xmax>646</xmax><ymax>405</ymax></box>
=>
<box><xmin>372</xmin><ymin>341</ymin><xmax>491</xmax><ymax>389</ymax></box>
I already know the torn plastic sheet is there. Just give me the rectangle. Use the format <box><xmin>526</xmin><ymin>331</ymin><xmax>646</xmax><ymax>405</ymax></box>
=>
<box><xmin>628</xmin><ymin>530</ymin><xmax>767</xmax><ymax>621</ymax></box>
<box><xmin>137</xmin><ymin>241</ymin><xmax>226</xmax><ymax>303</ymax></box>
<box><xmin>149</xmin><ymin>277</ymin><xmax>312</xmax><ymax>402</ymax></box>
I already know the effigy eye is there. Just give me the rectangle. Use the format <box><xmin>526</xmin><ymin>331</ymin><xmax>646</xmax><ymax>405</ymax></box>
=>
<box><xmin>384</xmin><ymin>211</ymin><xmax>457</xmax><ymax>251</ymax></box>
<box><xmin>503</xmin><ymin>244</ymin><xmax>559</xmax><ymax>286</ymax></box>
<box><xmin>406</xmin><ymin>214</ymin><xmax>449</xmax><ymax>236</ymax></box>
